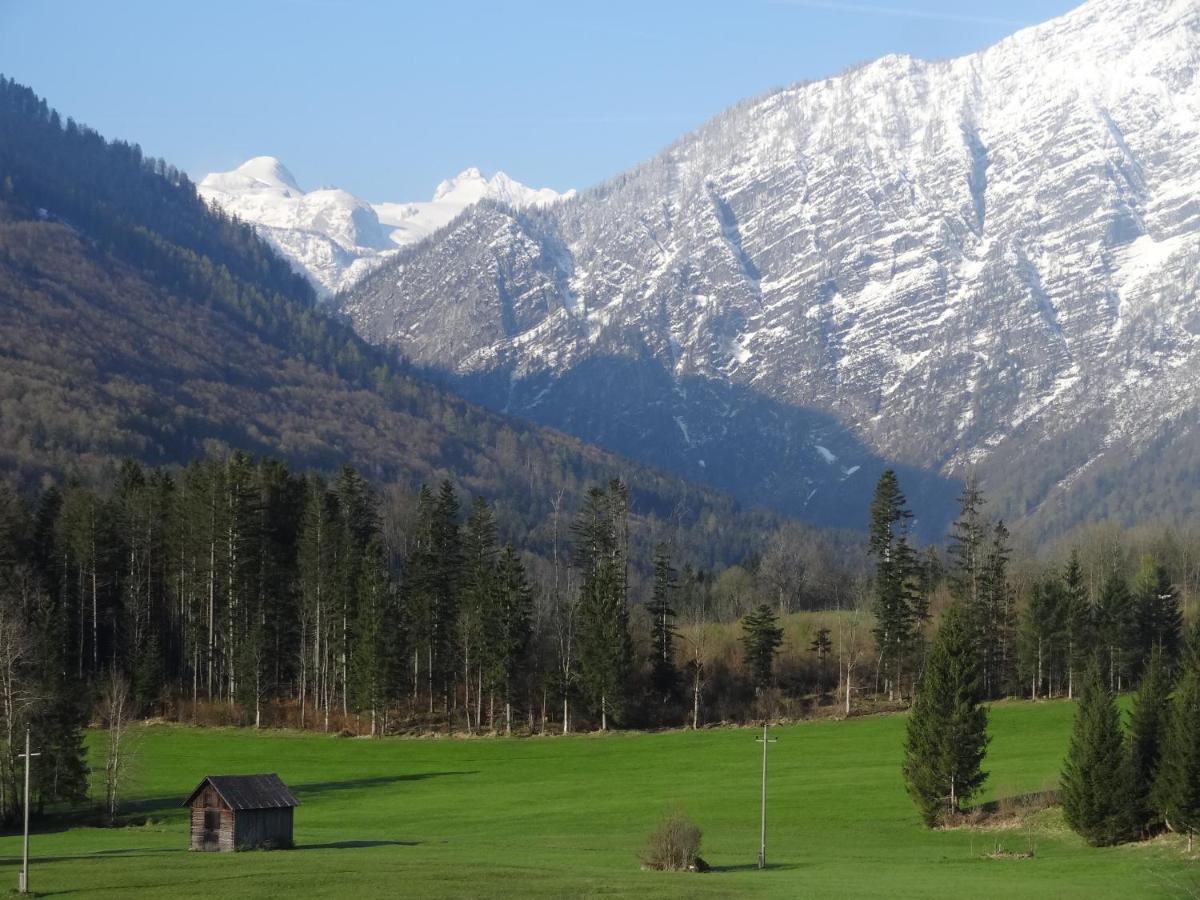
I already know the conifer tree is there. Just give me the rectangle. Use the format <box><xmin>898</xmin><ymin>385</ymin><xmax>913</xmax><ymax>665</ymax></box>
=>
<box><xmin>460</xmin><ymin>496</ymin><xmax>498</xmax><ymax>731</ymax></box>
<box><xmin>1061</xmin><ymin>663</ymin><xmax>1135</xmax><ymax>846</ymax></box>
<box><xmin>349</xmin><ymin>536</ymin><xmax>394</xmax><ymax>736</ymax></box>
<box><xmin>868</xmin><ymin>470</ymin><xmax>919</xmax><ymax>701</ymax></box>
<box><xmin>948</xmin><ymin>479</ymin><xmax>986</xmax><ymax>611</ymax></box>
<box><xmin>903</xmin><ymin>602</ymin><xmax>989</xmax><ymax>826</ymax></box>
<box><xmin>1062</xmin><ymin>550</ymin><xmax>1091</xmax><ymax>699</ymax></box>
<box><xmin>1129</xmin><ymin>651</ymin><xmax>1172</xmax><ymax>833</ymax></box>
<box><xmin>1095</xmin><ymin>571</ymin><xmax>1135</xmax><ymax>692</ymax></box>
<box><xmin>1152</xmin><ymin>641</ymin><xmax>1200</xmax><ymax>842</ymax></box>
<box><xmin>297</xmin><ymin>475</ymin><xmax>336</xmax><ymax>728</ymax></box>
<box><xmin>575</xmin><ymin>481</ymin><xmax>632</xmax><ymax>730</ymax></box>
<box><xmin>978</xmin><ymin>521</ymin><xmax>1016</xmax><ymax>697</ymax></box>
<box><xmin>492</xmin><ymin>545</ymin><xmax>532</xmax><ymax>735</ymax></box>
<box><xmin>1131</xmin><ymin>558</ymin><xmax>1182</xmax><ymax>678</ymax></box>
<box><xmin>1020</xmin><ymin>575</ymin><xmax>1066</xmax><ymax>700</ymax></box>
<box><xmin>429</xmin><ymin>481</ymin><xmax>462</xmax><ymax>714</ymax></box>
<box><xmin>740</xmin><ymin>604</ymin><xmax>783</xmax><ymax>695</ymax></box>
<box><xmin>646</xmin><ymin>543</ymin><xmax>679</xmax><ymax>704</ymax></box>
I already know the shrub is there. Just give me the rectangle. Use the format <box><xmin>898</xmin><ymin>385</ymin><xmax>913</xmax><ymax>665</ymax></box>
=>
<box><xmin>641</xmin><ymin>807</ymin><xmax>702</xmax><ymax>871</ymax></box>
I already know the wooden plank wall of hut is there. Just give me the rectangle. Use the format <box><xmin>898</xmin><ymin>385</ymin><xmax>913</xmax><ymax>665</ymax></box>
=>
<box><xmin>234</xmin><ymin>808</ymin><xmax>294</xmax><ymax>849</ymax></box>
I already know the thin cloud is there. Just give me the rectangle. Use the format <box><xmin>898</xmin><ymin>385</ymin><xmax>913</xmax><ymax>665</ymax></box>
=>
<box><xmin>769</xmin><ymin>0</ymin><xmax>1029</xmax><ymax>28</ymax></box>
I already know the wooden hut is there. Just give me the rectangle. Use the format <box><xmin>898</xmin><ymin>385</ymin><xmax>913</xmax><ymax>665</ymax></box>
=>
<box><xmin>183</xmin><ymin>774</ymin><xmax>299</xmax><ymax>851</ymax></box>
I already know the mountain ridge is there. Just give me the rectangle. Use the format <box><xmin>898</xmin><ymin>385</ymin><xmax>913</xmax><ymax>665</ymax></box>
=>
<box><xmin>198</xmin><ymin>158</ymin><xmax>574</xmax><ymax>295</ymax></box>
<box><xmin>340</xmin><ymin>0</ymin><xmax>1200</xmax><ymax>536</ymax></box>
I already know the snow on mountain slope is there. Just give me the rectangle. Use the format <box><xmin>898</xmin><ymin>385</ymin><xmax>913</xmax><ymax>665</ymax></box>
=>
<box><xmin>198</xmin><ymin>159</ymin><xmax>573</xmax><ymax>295</ymax></box>
<box><xmin>341</xmin><ymin>0</ymin><xmax>1200</xmax><ymax>535</ymax></box>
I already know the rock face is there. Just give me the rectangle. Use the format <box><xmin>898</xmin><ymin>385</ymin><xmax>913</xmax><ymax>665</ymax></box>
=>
<box><xmin>342</xmin><ymin>0</ymin><xmax>1200</xmax><ymax>535</ymax></box>
<box><xmin>198</xmin><ymin>160</ymin><xmax>573</xmax><ymax>296</ymax></box>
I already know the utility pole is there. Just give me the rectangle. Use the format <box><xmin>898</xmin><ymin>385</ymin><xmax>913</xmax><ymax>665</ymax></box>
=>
<box><xmin>756</xmin><ymin>721</ymin><xmax>777</xmax><ymax>869</ymax></box>
<box><xmin>18</xmin><ymin>726</ymin><xmax>40</xmax><ymax>894</ymax></box>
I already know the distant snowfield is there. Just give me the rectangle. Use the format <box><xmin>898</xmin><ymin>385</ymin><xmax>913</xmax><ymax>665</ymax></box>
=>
<box><xmin>198</xmin><ymin>157</ymin><xmax>574</xmax><ymax>295</ymax></box>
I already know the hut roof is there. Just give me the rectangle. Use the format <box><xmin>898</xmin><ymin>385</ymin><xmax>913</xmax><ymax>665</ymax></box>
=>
<box><xmin>183</xmin><ymin>774</ymin><xmax>300</xmax><ymax>810</ymax></box>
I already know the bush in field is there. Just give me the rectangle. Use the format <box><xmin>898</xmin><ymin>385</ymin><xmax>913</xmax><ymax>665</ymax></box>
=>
<box><xmin>641</xmin><ymin>807</ymin><xmax>703</xmax><ymax>871</ymax></box>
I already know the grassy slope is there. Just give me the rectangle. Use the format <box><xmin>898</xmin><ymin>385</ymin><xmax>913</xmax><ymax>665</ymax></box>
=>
<box><xmin>0</xmin><ymin>703</ymin><xmax>1191</xmax><ymax>899</ymax></box>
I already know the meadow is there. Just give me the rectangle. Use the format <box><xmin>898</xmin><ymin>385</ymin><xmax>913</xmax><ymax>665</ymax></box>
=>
<box><xmin>0</xmin><ymin>701</ymin><xmax>1193</xmax><ymax>899</ymax></box>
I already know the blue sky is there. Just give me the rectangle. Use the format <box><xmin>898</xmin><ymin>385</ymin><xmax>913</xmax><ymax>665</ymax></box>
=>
<box><xmin>0</xmin><ymin>0</ymin><xmax>1078</xmax><ymax>200</ymax></box>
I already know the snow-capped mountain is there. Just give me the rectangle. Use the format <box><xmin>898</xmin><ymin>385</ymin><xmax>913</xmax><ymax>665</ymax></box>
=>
<box><xmin>198</xmin><ymin>159</ymin><xmax>573</xmax><ymax>295</ymax></box>
<box><xmin>341</xmin><ymin>0</ymin><xmax>1200</xmax><ymax>535</ymax></box>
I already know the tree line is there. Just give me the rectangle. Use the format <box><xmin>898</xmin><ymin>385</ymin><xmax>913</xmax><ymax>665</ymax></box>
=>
<box><xmin>0</xmin><ymin>455</ymin><xmax>1196</xmax><ymax>829</ymax></box>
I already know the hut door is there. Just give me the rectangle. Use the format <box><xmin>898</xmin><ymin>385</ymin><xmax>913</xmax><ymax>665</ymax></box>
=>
<box><xmin>203</xmin><ymin>808</ymin><xmax>221</xmax><ymax>849</ymax></box>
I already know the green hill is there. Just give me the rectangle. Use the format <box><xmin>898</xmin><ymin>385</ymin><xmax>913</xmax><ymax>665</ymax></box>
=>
<box><xmin>0</xmin><ymin>76</ymin><xmax>787</xmax><ymax>567</ymax></box>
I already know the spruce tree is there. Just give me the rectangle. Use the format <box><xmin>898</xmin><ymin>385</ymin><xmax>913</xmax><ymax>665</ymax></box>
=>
<box><xmin>978</xmin><ymin>521</ymin><xmax>1016</xmax><ymax>697</ymax></box>
<box><xmin>646</xmin><ymin>543</ymin><xmax>679</xmax><ymax>704</ymax></box>
<box><xmin>1129</xmin><ymin>651</ymin><xmax>1172</xmax><ymax>833</ymax></box>
<box><xmin>740</xmin><ymin>604</ymin><xmax>783</xmax><ymax>695</ymax></box>
<box><xmin>947</xmin><ymin>479</ymin><xmax>986</xmax><ymax>611</ymax></box>
<box><xmin>868</xmin><ymin>470</ymin><xmax>919</xmax><ymax>701</ymax></box>
<box><xmin>903</xmin><ymin>602</ymin><xmax>989</xmax><ymax>826</ymax></box>
<box><xmin>1131</xmin><ymin>559</ymin><xmax>1182</xmax><ymax>678</ymax></box>
<box><xmin>1060</xmin><ymin>663</ymin><xmax>1135</xmax><ymax>846</ymax></box>
<box><xmin>1020</xmin><ymin>575</ymin><xmax>1066</xmax><ymax>700</ymax></box>
<box><xmin>349</xmin><ymin>536</ymin><xmax>394</xmax><ymax>736</ymax></box>
<box><xmin>1095</xmin><ymin>571</ymin><xmax>1134</xmax><ymax>692</ymax></box>
<box><xmin>1152</xmin><ymin>649</ymin><xmax>1200</xmax><ymax>841</ymax></box>
<box><xmin>429</xmin><ymin>481</ymin><xmax>462</xmax><ymax>714</ymax></box>
<box><xmin>1062</xmin><ymin>550</ymin><xmax>1091</xmax><ymax>699</ymax></box>
<box><xmin>575</xmin><ymin>481</ymin><xmax>632</xmax><ymax>730</ymax></box>
<box><xmin>460</xmin><ymin>497</ymin><xmax>498</xmax><ymax>731</ymax></box>
<box><xmin>492</xmin><ymin>545</ymin><xmax>532</xmax><ymax>734</ymax></box>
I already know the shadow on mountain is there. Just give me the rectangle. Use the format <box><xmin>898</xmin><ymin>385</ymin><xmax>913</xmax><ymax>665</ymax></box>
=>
<box><xmin>452</xmin><ymin>355</ymin><xmax>961</xmax><ymax>540</ymax></box>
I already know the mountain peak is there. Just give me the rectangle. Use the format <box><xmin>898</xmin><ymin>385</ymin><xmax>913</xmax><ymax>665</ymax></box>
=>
<box><xmin>338</xmin><ymin>0</ymin><xmax>1200</xmax><ymax>535</ymax></box>
<box><xmin>433</xmin><ymin>168</ymin><xmax>491</xmax><ymax>204</ymax></box>
<box><xmin>198</xmin><ymin>158</ymin><xmax>572</xmax><ymax>296</ymax></box>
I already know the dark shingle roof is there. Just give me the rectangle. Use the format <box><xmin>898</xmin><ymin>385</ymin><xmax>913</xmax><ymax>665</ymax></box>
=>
<box><xmin>183</xmin><ymin>774</ymin><xmax>300</xmax><ymax>810</ymax></box>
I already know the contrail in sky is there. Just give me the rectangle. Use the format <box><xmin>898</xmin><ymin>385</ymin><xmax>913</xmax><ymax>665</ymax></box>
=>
<box><xmin>769</xmin><ymin>0</ymin><xmax>1029</xmax><ymax>28</ymax></box>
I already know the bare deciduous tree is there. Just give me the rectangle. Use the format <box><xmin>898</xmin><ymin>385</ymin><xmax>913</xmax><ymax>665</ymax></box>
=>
<box><xmin>100</xmin><ymin>672</ymin><xmax>136</xmax><ymax>825</ymax></box>
<box><xmin>680</xmin><ymin>607</ymin><xmax>712</xmax><ymax>730</ymax></box>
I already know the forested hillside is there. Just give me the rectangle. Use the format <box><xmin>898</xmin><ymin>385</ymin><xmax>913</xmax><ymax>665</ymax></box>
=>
<box><xmin>0</xmin><ymin>76</ymin><xmax>786</xmax><ymax>570</ymax></box>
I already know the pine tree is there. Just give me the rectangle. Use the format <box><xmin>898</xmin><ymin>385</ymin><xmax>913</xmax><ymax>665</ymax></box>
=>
<box><xmin>1060</xmin><ymin>663</ymin><xmax>1135</xmax><ymax>846</ymax></box>
<box><xmin>1062</xmin><ymin>550</ymin><xmax>1091</xmax><ymax>699</ymax></box>
<box><xmin>349</xmin><ymin>536</ymin><xmax>394</xmax><ymax>736</ymax></box>
<box><xmin>646</xmin><ymin>543</ymin><xmax>679</xmax><ymax>705</ymax></box>
<box><xmin>1095</xmin><ymin>571</ymin><xmax>1135</xmax><ymax>692</ymax></box>
<box><xmin>492</xmin><ymin>545</ymin><xmax>532</xmax><ymax>735</ymax></box>
<box><xmin>297</xmin><ymin>475</ymin><xmax>336</xmax><ymax>728</ymax></box>
<box><xmin>1020</xmin><ymin>575</ymin><xmax>1066</xmax><ymax>700</ymax></box>
<box><xmin>575</xmin><ymin>482</ymin><xmax>632</xmax><ymax>730</ymax></box>
<box><xmin>868</xmin><ymin>470</ymin><xmax>919</xmax><ymax>701</ymax></box>
<box><xmin>1131</xmin><ymin>558</ymin><xmax>1182</xmax><ymax>678</ymax></box>
<box><xmin>1129</xmin><ymin>651</ymin><xmax>1172</xmax><ymax>833</ymax></box>
<box><xmin>740</xmin><ymin>604</ymin><xmax>783</xmax><ymax>695</ymax></box>
<box><xmin>903</xmin><ymin>602</ymin><xmax>989</xmax><ymax>826</ymax></box>
<box><xmin>978</xmin><ymin>521</ymin><xmax>1016</xmax><ymax>697</ymax></box>
<box><xmin>432</xmin><ymin>481</ymin><xmax>462</xmax><ymax>713</ymax></box>
<box><xmin>460</xmin><ymin>497</ymin><xmax>498</xmax><ymax>731</ymax></box>
<box><xmin>947</xmin><ymin>479</ymin><xmax>986</xmax><ymax>611</ymax></box>
<box><xmin>1152</xmin><ymin>648</ymin><xmax>1200</xmax><ymax>841</ymax></box>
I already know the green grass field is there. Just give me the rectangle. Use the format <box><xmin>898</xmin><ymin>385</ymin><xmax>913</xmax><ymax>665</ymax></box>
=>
<box><xmin>0</xmin><ymin>701</ymin><xmax>1193</xmax><ymax>898</ymax></box>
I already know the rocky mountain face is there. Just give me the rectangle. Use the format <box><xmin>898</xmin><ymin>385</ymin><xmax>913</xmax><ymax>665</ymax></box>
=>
<box><xmin>341</xmin><ymin>0</ymin><xmax>1200</xmax><ymax>536</ymax></box>
<box><xmin>198</xmin><ymin>159</ymin><xmax>573</xmax><ymax>295</ymax></box>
